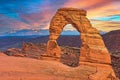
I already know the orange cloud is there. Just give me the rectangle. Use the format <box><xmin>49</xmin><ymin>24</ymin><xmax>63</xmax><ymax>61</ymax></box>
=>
<box><xmin>63</xmin><ymin>0</ymin><xmax>113</xmax><ymax>9</ymax></box>
<box><xmin>62</xmin><ymin>0</ymin><xmax>120</xmax><ymax>32</ymax></box>
<box><xmin>20</xmin><ymin>8</ymin><xmax>54</xmax><ymax>29</ymax></box>
<box><xmin>87</xmin><ymin>2</ymin><xmax>120</xmax><ymax>18</ymax></box>
<box><xmin>63</xmin><ymin>0</ymin><xmax>119</xmax><ymax>18</ymax></box>
<box><xmin>91</xmin><ymin>20</ymin><xmax>120</xmax><ymax>32</ymax></box>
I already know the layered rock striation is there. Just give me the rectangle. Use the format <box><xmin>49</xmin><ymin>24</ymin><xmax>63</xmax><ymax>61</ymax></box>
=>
<box><xmin>47</xmin><ymin>8</ymin><xmax>111</xmax><ymax>64</ymax></box>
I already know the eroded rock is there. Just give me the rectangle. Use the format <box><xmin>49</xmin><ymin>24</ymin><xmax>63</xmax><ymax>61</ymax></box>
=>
<box><xmin>46</xmin><ymin>8</ymin><xmax>117</xmax><ymax>80</ymax></box>
<box><xmin>4</xmin><ymin>42</ymin><xmax>45</xmax><ymax>59</ymax></box>
<box><xmin>5</xmin><ymin>48</ymin><xmax>24</xmax><ymax>57</ymax></box>
<box><xmin>46</xmin><ymin>8</ymin><xmax>111</xmax><ymax>64</ymax></box>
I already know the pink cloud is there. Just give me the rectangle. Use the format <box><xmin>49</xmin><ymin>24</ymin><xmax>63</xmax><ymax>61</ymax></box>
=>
<box><xmin>63</xmin><ymin>0</ymin><xmax>115</xmax><ymax>9</ymax></box>
<box><xmin>20</xmin><ymin>7</ymin><xmax>54</xmax><ymax>28</ymax></box>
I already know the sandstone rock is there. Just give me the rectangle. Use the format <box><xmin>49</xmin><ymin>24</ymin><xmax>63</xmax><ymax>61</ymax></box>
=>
<box><xmin>4</xmin><ymin>42</ymin><xmax>44</xmax><ymax>58</ymax></box>
<box><xmin>22</xmin><ymin>42</ymin><xmax>41</xmax><ymax>52</ymax></box>
<box><xmin>22</xmin><ymin>42</ymin><xmax>43</xmax><ymax>59</ymax></box>
<box><xmin>46</xmin><ymin>40</ymin><xmax>61</xmax><ymax>57</ymax></box>
<box><xmin>80</xmin><ymin>33</ymin><xmax>111</xmax><ymax>64</ymax></box>
<box><xmin>5</xmin><ymin>48</ymin><xmax>24</xmax><ymax>57</ymax></box>
<box><xmin>45</xmin><ymin>8</ymin><xmax>117</xmax><ymax>79</ymax></box>
<box><xmin>80</xmin><ymin>62</ymin><xmax>117</xmax><ymax>80</ymax></box>
<box><xmin>46</xmin><ymin>8</ymin><xmax>111</xmax><ymax>64</ymax></box>
<box><xmin>0</xmin><ymin>54</ymin><xmax>118</xmax><ymax>80</ymax></box>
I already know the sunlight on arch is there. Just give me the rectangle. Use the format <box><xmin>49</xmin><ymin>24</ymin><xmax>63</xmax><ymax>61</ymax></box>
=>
<box><xmin>61</xmin><ymin>24</ymin><xmax>80</xmax><ymax>35</ymax></box>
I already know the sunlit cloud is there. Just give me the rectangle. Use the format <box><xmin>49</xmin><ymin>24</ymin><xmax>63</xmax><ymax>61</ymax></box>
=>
<box><xmin>87</xmin><ymin>2</ymin><xmax>120</xmax><ymax>18</ymax></box>
<box><xmin>0</xmin><ymin>0</ymin><xmax>120</xmax><ymax>35</ymax></box>
<box><xmin>61</xmin><ymin>0</ymin><xmax>120</xmax><ymax>32</ymax></box>
<box><xmin>92</xmin><ymin>15</ymin><xmax>120</xmax><ymax>22</ymax></box>
<box><xmin>91</xmin><ymin>19</ymin><xmax>120</xmax><ymax>32</ymax></box>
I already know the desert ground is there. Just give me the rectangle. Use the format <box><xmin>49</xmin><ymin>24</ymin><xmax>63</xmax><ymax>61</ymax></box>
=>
<box><xmin>0</xmin><ymin>52</ymin><xmax>118</xmax><ymax>80</ymax></box>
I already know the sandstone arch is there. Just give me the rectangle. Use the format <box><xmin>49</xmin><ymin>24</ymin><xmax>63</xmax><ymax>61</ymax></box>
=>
<box><xmin>46</xmin><ymin>8</ymin><xmax>111</xmax><ymax>64</ymax></box>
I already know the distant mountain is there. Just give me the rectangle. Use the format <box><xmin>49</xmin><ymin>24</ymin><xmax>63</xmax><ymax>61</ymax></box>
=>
<box><xmin>0</xmin><ymin>35</ymin><xmax>80</xmax><ymax>51</ymax></box>
<box><xmin>0</xmin><ymin>36</ymin><xmax>28</xmax><ymax>50</ymax></box>
<box><xmin>0</xmin><ymin>30</ymin><xmax>119</xmax><ymax>53</ymax></box>
<box><xmin>0</xmin><ymin>29</ymin><xmax>106</xmax><ymax>36</ymax></box>
<box><xmin>0</xmin><ymin>29</ymin><xmax>49</xmax><ymax>36</ymax></box>
<box><xmin>102</xmin><ymin>30</ymin><xmax>120</xmax><ymax>53</ymax></box>
<box><xmin>0</xmin><ymin>29</ymin><xmax>81</xmax><ymax>36</ymax></box>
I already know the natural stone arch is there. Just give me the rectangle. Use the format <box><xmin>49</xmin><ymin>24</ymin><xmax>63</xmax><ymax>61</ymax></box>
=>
<box><xmin>46</xmin><ymin>8</ymin><xmax>111</xmax><ymax>64</ymax></box>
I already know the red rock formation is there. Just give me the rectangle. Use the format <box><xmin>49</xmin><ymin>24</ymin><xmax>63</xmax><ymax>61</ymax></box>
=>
<box><xmin>45</xmin><ymin>8</ymin><xmax>117</xmax><ymax>80</ymax></box>
<box><xmin>22</xmin><ymin>42</ymin><xmax>42</xmax><ymax>53</ymax></box>
<box><xmin>22</xmin><ymin>42</ymin><xmax>44</xmax><ymax>58</ymax></box>
<box><xmin>5</xmin><ymin>42</ymin><xmax>44</xmax><ymax>59</ymax></box>
<box><xmin>5</xmin><ymin>48</ymin><xmax>24</xmax><ymax>57</ymax></box>
<box><xmin>46</xmin><ymin>8</ymin><xmax>111</xmax><ymax>64</ymax></box>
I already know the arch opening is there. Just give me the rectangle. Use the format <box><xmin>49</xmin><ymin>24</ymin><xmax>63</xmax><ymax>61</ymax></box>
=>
<box><xmin>58</xmin><ymin>24</ymin><xmax>81</xmax><ymax>47</ymax></box>
<box><xmin>57</xmin><ymin>24</ymin><xmax>81</xmax><ymax>67</ymax></box>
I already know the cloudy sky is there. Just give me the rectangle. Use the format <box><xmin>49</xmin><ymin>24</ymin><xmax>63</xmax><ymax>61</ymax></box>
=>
<box><xmin>0</xmin><ymin>0</ymin><xmax>120</xmax><ymax>36</ymax></box>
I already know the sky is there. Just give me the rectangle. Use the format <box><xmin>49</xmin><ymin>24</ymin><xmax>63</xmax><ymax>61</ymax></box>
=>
<box><xmin>0</xmin><ymin>0</ymin><xmax>120</xmax><ymax>36</ymax></box>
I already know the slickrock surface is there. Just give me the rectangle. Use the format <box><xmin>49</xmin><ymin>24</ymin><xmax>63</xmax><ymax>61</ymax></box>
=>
<box><xmin>0</xmin><ymin>53</ymin><xmax>117</xmax><ymax>80</ymax></box>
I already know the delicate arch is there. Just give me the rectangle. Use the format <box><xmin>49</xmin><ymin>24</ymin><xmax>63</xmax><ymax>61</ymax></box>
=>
<box><xmin>46</xmin><ymin>8</ymin><xmax>111</xmax><ymax>64</ymax></box>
